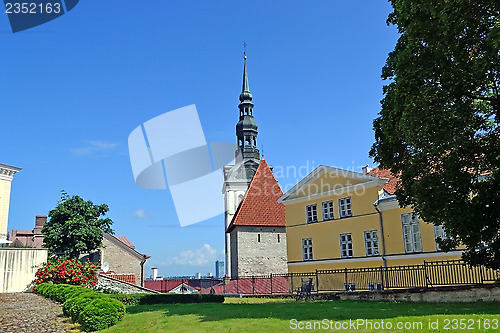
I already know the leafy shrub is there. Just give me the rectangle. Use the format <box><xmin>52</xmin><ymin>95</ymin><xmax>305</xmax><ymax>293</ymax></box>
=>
<box><xmin>33</xmin><ymin>282</ymin><xmax>53</xmax><ymax>297</ymax></box>
<box><xmin>68</xmin><ymin>293</ymin><xmax>106</xmax><ymax>322</ymax></box>
<box><xmin>35</xmin><ymin>282</ymin><xmax>125</xmax><ymax>332</ymax></box>
<box><xmin>110</xmin><ymin>293</ymin><xmax>224</xmax><ymax>305</ymax></box>
<box><xmin>78</xmin><ymin>299</ymin><xmax>122</xmax><ymax>331</ymax></box>
<box><xmin>34</xmin><ymin>259</ymin><xmax>99</xmax><ymax>287</ymax></box>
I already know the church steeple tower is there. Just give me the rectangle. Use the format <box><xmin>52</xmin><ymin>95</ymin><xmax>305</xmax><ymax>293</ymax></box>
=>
<box><xmin>236</xmin><ymin>55</ymin><xmax>260</xmax><ymax>160</ymax></box>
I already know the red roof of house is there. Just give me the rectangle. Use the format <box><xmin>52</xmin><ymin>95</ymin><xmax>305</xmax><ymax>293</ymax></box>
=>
<box><xmin>369</xmin><ymin>167</ymin><xmax>400</xmax><ymax>195</ymax></box>
<box><xmin>227</xmin><ymin>159</ymin><xmax>285</xmax><ymax>232</ymax></box>
<box><xmin>113</xmin><ymin>236</ymin><xmax>135</xmax><ymax>249</ymax></box>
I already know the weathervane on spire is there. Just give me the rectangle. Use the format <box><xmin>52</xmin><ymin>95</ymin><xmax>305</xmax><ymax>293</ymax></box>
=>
<box><xmin>243</xmin><ymin>41</ymin><xmax>247</xmax><ymax>60</ymax></box>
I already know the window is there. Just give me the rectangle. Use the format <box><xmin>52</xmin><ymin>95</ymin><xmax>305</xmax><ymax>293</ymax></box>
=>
<box><xmin>340</xmin><ymin>233</ymin><xmax>353</xmax><ymax>258</ymax></box>
<box><xmin>302</xmin><ymin>238</ymin><xmax>313</xmax><ymax>261</ymax></box>
<box><xmin>434</xmin><ymin>225</ymin><xmax>450</xmax><ymax>251</ymax></box>
<box><xmin>338</xmin><ymin>197</ymin><xmax>352</xmax><ymax>218</ymax></box>
<box><xmin>402</xmin><ymin>213</ymin><xmax>422</xmax><ymax>253</ymax></box>
<box><xmin>277</xmin><ymin>234</ymin><xmax>280</xmax><ymax>243</ymax></box>
<box><xmin>322</xmin><ymin>200</ymin><xmax>334</xmax><ymax>221</ymax></box>
<box><xmin>258</xmin><ymin>234</ymin><xmax>261</xmax><ymax>242</ymax></box>
<box><xmin>364</xmin><ymin>230</ymin><xmax>379</xmax><ymax>256</ymax></box>
<box><xmin>306</xmin><ymin>204</ymin><xmax>318</xmax><ymax>223</ymax></box>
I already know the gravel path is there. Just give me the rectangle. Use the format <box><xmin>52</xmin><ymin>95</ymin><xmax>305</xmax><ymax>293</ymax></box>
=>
<box><xmin>0</xmin><ymin>293</ymin><xmax>76</xmax><ymax>333</ymax></box>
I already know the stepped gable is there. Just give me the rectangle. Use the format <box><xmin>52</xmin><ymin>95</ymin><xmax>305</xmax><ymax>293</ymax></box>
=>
<box><xmin>227</xmin><ymin>159</ymin><xmax>285</xmax><ymax>232</ymax></box>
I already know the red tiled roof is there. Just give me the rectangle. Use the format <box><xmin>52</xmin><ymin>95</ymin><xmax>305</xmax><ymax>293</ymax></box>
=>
<box><xmin>226</xmin><ymin>159</ymin><xmax>285</xmax><ymax>232</ymax></box>
<box><xmin>113</xmin><ymin>236</ymin><xmax>135</xmax><ymax>249</ymax></box>
<box><xmin>102</xmin><ymin>273</ymin><xmax>136</xmax><ymax>285</ymax></box>
<box><xmin>145</xmin><ymin>280</ymin><xmax>201</xmax><ymax>292</ymax></box>
<box><xmin>369</xmin><ymin>167</ymin><xmax>400</xmax><ymax>195</ymax></box>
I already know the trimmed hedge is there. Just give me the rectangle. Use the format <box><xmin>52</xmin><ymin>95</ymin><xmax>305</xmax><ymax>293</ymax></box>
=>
<box><xmin>110</xmin><ymin>293</ymin><xmax>224</xmax><ymax>306</ymax></box>
<box><xmin>34</xmin><ymin>282</ymin><xmax>124</xmax><ymax>332</ymax></box>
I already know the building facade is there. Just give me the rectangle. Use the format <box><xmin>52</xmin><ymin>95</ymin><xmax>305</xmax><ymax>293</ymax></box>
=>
<box><xmin>0</xmin><ymin>163</ymin><xmax>21</xmax><ymax>244</ymax></box>
<box><xmin>278</xmin><ymin>165</ymin><xmax>462</xmax><ymax>274</ymax></box>
<box><xmin>226</xmin><ymin>159</ymin><xmax>287</xmax><ymax>277</ymax></box>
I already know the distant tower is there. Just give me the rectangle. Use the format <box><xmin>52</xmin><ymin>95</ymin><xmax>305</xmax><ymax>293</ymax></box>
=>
<box><xmin>222</xmin><ymin>55</ymin><xmax>261</xmax><ymax>277</ymax></box>
<box><xmin>215</xmin><ymin>260</ymin><xmax>224</xmax><ymax>279</ymax></box>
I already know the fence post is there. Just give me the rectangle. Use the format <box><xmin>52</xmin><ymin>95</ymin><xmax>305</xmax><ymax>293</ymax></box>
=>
<box><xmin>315</xmin><ymin>269</ymin><xmax>319</xmax><ymax>293</ymax></box>
<box><xmin>290</xmin><ymin>273</ymin><xmax>294</xmax><ymax>294</ymax></box>
<box><xmin>270</xmin><ymin>273</ymin><xmax>273</xmax><ymax>295</ymax></box>
<box><xmin>423</xmin><ymin>260</ymin><xmax>429</xmax><ymax>288</ymax></box>
<box><xmin>344</xmin><ymin>268</ymin><xmax>348</xmax><ymax>290</ymax></box>
<box><xmin>237</xmin><ymin>277</ymin><xmax>239</xmax><ymax>294</ymax></box>
<box><xmin>252</xmin><ymin>276</ymin><xmax>255</xmax><ymax>295</ymax></box>
<box><xmin>380</xmin><ymin>266</ymin><xmax>384</xmax><ymax>290</ymax></box>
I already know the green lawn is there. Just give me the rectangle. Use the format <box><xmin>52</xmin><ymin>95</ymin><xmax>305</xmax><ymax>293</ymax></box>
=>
<box><xmin>101</xmin><ymin>298</ymin><xmax>500</xmax><ymax>333</ymax></box>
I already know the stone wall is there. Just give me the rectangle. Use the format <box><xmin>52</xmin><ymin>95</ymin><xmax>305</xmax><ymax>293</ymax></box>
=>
<box><xmin>97</xmin><ymin>274</ymin><xmax>158</xmax><ymax>294</ymax></box>
<box><xmin>332</xmin><ymin>285</ymin><xmax>500</xmax><ymax>303</ymax></box>
<box><xmin>0</xmin><ymin>248</ymin><xmax>47</xmax><ymax>292</ymax></box>
<box><xmin>232</xmin><ymin>226</ymin><xmax>287</xmax><ymax>277</ymax></box>
<box><xmin>101</xmin><ymin>236</ymin><xmax>143</xmax><ymax>285</ymax></box>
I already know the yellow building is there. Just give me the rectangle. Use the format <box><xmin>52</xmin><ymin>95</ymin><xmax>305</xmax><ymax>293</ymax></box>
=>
<box><xmin>0</xmin><ymin>163</ymin><xmax>21</xmax><ymax>244</ymax></box>
<box><xmin>278</xmin><ymin>165</ymin><xmax>462</xmax><ymax>275</ymax></box>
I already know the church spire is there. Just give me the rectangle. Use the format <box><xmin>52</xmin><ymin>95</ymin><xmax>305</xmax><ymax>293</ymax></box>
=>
<box><xmin>236</xmin><ymin>53</ymin><xmax>260</xmax><ymax>160</ymax></box>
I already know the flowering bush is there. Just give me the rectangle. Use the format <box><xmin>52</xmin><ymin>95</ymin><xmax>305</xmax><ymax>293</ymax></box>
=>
<box><xmin>34</xmin><ymin>259</ymin><xmax>100</xmax><ymax>287</ymax></box>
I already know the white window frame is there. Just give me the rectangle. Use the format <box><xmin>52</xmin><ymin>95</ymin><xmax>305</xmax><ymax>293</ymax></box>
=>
<box><xmin>340</xmin><ymin>233</ymin><xmax>353</xmax><ymax>258</ymax></box>
<box><xmin>364</xmin><ymin>230</ymin><xmax>379</xmax><ymax>256</ymax></box>
<box><xmin>322</xmin><ymin>200</ymin><xmax>334</xmax><ymax>221</ymax></box>
<box><xmin>302</xmin><ymin>238</ymin><xmax>313</xmax><ymax>261</ymax></box>
<box><xmin>401</xmin><ymin>213</ymin><xmax>422</xmax><ymax>253</ymax></box>
<box><xmin>305</xmin><ymin>204</ymin><xmax>318</xmax><ymax>223</ymax></box>
<box><xmin>433</xmin><ymin>225</ymin><xmax>449</xmax><ymax>251</ymax></box>
<box><xmin>338</xmin><ymin>197</ymin><xmax>352</xmax><ymax>218</ymax></box>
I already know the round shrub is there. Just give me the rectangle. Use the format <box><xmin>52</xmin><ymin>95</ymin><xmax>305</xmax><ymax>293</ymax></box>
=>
<box><xmin>52</xmin><ymin>284</ymin><xmax>78</xmax><ymax>303</ymax></box>
<box><xmin>78</xmin><ymin>299</ymin><xmax>122</xmax><ymax>332</ymax></box>
<box><xmin>68</xmin><ymin>293</ymin><xmax>106</xmax><ymax>322</ymax></box>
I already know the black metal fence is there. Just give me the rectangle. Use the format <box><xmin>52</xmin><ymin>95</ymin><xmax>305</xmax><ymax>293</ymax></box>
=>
<box><xmin>205</xmin><ymin>260</ymin><xmax>499</xmax><ymax>295</ymax></box>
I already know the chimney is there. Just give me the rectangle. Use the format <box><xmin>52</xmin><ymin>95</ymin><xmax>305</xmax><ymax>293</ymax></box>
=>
<box><xmin>362</xmin><ymin>165</ymin><xmax>372</xmax><ymax>175</ymax></box>
<box><xmin>151</xmin><ymin>267</ymin><xmax>158</xmax><ymax>280</ymax></box>
<box><xmin>33</xmin><ymin>215</ymin><xmax>47</xmax><ymax>235</ymax></box>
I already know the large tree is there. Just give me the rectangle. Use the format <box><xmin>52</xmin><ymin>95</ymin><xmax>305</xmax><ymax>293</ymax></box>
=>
<box><xmin>42</xmin><ymin>191</ymin><xmax>114</xmax><ymax>259</ymax></box>
<box><xmin>370</xmin><ymin>1</ymin><xmax>500</xmax><ymax>268</ymax></box>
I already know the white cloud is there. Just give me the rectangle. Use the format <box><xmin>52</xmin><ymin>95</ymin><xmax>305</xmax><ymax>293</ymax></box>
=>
<box><xmin>71</xmin><ymin>140</ymin><xmax>119</xmax><ymax>156</ymax></box>
<box><xmin>133</xmin><ymin>208</ymin><xmax>154</xmax><ymax>219</ymax></box>
<box><xmin>165</xmin><ymin>244</ymin><xmax>217</xmax><ymax>266</ymax></box>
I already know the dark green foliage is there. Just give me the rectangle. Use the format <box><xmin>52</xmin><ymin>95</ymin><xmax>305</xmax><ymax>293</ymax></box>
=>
<box><xmin>78</xmin><ymin>299</ymin><xmax>121</xmax><ymax>332</ymax></box>
<box><xmin>68</xmin><ymin>293</ymin><xmax>107</xmax><ymax>322</ymax></box>
<box><xmin>42</xmin><ymin>190</ymin><xmax>114</xmax><ymax>259</ymax></box>
<box><xmin>370</xmin><ymin>1</ymin><xmax>500</xmax><ymax>268</ymax></box>
<box><xmin>33</xmin><ymin>282</ymin><xmax>53</xmax><ymax>297</ymax></box>
<box><xmin>110</xmin><ymin>293</ymin><xmax>225</xmax><ymax>305</ymax></box>
<box><xmin>34</xmin><ymin>283</ymin><xmax>125</xmax><ymax>331</ymax></box>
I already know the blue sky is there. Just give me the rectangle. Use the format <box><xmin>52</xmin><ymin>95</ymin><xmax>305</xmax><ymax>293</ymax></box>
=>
<box><xmin>2</xmin><ymin>1</ymin><xmax>398</xmax><ymax>277</ymax></box>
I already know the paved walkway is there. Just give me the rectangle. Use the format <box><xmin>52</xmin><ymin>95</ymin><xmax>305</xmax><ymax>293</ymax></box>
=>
<box><xmin>0</xmin><ymin>293</ymin><xmax>75</xmax><ymax>333</ymax></box>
